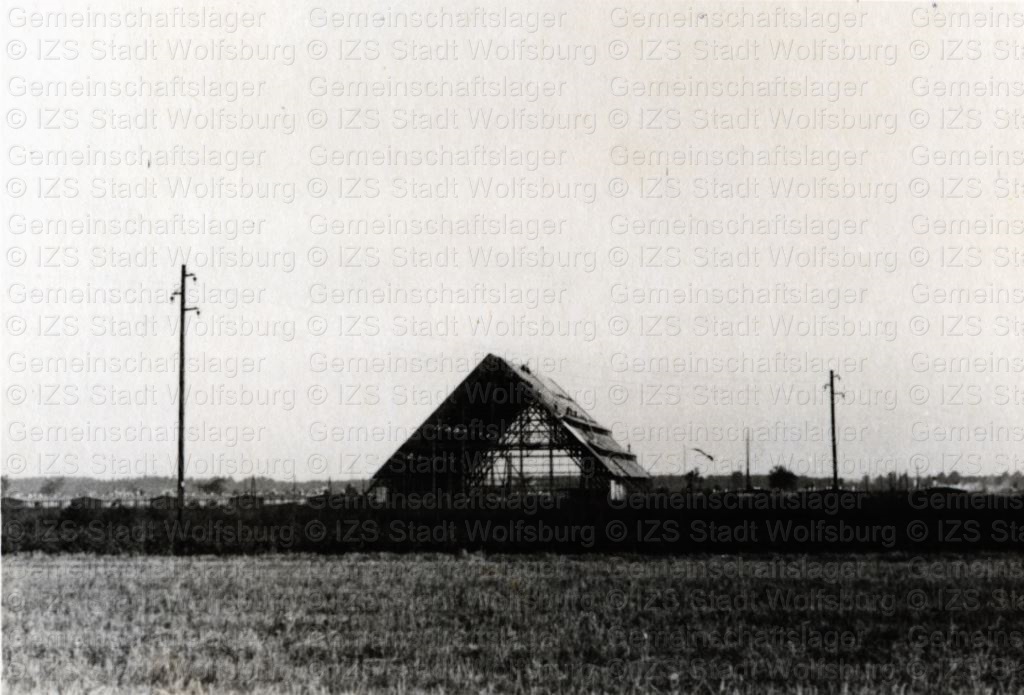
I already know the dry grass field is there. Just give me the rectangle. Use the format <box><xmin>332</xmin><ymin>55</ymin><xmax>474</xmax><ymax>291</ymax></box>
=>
<box><xmin>3</xmin><ymin>553</ymin><xmax>1024</xmax><ymax>693</ymax></box>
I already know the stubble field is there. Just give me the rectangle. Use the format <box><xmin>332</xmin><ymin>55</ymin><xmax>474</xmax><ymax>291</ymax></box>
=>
<box><xmin>3</xmin><ymin>553</ymin><xmax>1024</xmax><ymax>693</ymax></box>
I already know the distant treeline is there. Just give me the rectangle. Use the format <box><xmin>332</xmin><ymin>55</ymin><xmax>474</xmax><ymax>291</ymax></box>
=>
<box><xmin>3</xmin><ymin>470</ymin><xmax>1020</xmax><ymax>500</ymax></box>
<box><xmin>4</xmin><ymin>490</ymin><xmax>1023</xmax><ymax>555</ymax></box>
<box><xmin>651</xmin><ymin>470</ymin><xmax>1022</xmax><ymax>493</ymax></box>
<box><xmin>0</xmin><ymin>476</ymin><xmax>356</xmax><ymax>499</ymax></box>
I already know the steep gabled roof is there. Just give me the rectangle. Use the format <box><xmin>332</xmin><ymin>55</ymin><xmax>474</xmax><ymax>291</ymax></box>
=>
<box><xmin>508</xmin><ymin>359</ymin><xmax>648</xmax><ymax>479</ymax></box>
<box><xmin>372</xmin><ymin>353</ymin><xmax>649</xmax><ymax>487</ymax></box>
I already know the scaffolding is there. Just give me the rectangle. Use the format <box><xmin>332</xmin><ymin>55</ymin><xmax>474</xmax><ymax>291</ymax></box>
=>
<box><xmin>369</xmin><ymin>354</ymin><xmax>650</xmax><ymax>500</ymax></box>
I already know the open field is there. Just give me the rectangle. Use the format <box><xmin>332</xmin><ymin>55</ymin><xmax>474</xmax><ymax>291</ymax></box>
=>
<box><xmin>4</xmin><ymin>554</ymin><xmax>1024</xmax><ymax>693</ymax></box>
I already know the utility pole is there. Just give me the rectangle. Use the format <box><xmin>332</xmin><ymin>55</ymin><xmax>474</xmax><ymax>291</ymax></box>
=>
<box><xmin>548</xmin><ymin>418</ymin><xmax>555</xmax><ymax>492</ymax></box>
<box><xmin>826</xmin><ymin>370</ymin><xmax>842</xmax><ymax>491</ymax></box>
<box><xmin>171</xmin><ymin>265</ymin><xmax>199</xmax><ymax>536</ymax></box>
<box><xmin>745</xmin><ymin>427</ymin><xmax>752</xmax><ymax>491</ymax></box>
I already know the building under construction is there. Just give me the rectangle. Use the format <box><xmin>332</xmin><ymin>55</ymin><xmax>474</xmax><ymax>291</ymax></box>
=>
<box><xmin>369</xmin><ymin>354</ymin><xmax>650</xmax><ymax>500</ymax></box>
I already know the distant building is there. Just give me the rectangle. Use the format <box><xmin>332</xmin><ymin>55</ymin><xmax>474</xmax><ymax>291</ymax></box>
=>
<box><xmin>69</xmin><ymin>496</ymin><xmax>103</xmax><ymax>509</ymax></box>
<box><xmin>368</xmin><ymin>353</ymin><xmax>650</xmax><ymax>501</ymax></box>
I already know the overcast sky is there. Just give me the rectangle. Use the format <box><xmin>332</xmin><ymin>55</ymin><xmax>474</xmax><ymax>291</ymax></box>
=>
<box><xmin>4</xmin><ymin>3</ymin><xmax>1024</xmax><ymax>483</ymax></box>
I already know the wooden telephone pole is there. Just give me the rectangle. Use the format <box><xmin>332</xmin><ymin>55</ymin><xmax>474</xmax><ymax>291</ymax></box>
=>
<box><xmin>827</xmin><ymin>370</ymin><xmax>841</xmax><ymax>491</ymax></box>
<box><xmin>171</xmin><ymin>265</ymin><xmax>199</xmax><ymax>535</ymax></box>
<box><xmin>745</xmin><ymin>427</ymin><xmax>752</xmax><ymax>491</ymax></box>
